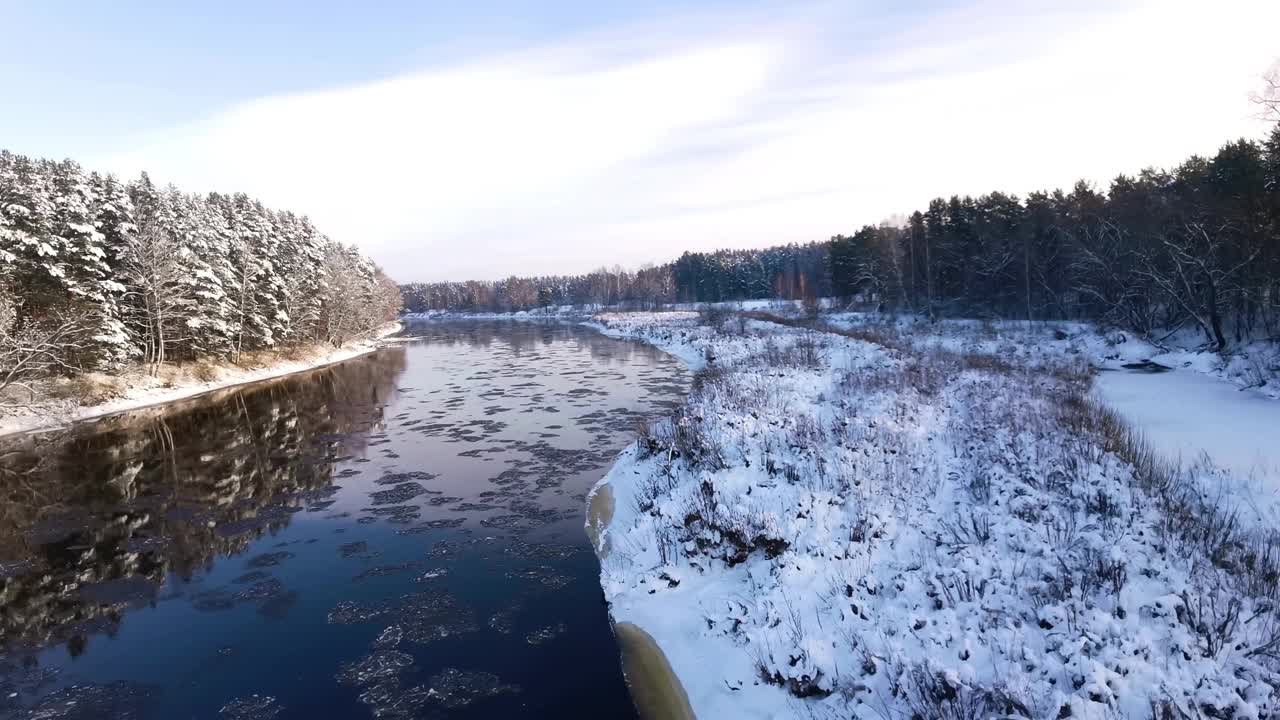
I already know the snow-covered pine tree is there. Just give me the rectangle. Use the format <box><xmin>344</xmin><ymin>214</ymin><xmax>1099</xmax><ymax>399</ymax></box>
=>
<box><xmin>0</xmin><ymin>154</ymin><xmax>61</xmax><ymax>321</ymax></box>
<box><xmin>89</xmin><ymin>171</ymin><xmax>140</xmax><ymax>365</ymax></box>
<box><xmin>47</xmin><ymin>161</ymin><xmax>132</xmax><ymax>368</ymax></box>
<box><xmin>272</xmin><ymin>211</ymin><xmax>325</xmax><ymax>346</ymax></box>
<box><xmin>2</xmin><ymin>148</ymin><xmax>401</xmax><ymax>384</ymax></box>
<box><xmin>169</xmin><ymin>188</ymin><xmax>234</xmax><ymax>358</ymax></box>
<box><xmin>221</xmin><ymin>193</ymin><xmax>287</xmax><ymax>355</ymax></box>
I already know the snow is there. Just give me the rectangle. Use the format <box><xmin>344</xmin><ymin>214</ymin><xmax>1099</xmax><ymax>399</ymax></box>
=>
<box><xmin>1094</xmin><ymin>368</ymin><xmax>1280</xmax><ymax>526</ymax></box>
<box><xmin>824</xmin><ymin>312</ymin><xmax>1280</xmax><ymax>399</ymax></box>
<box><xmin>0</xmin><ymin>322</ymin><xmax>402</xmax><ymax>439</ymax></box>
<box><xmin>585</xmin><ymin>310</ymin><xmax>1280</xmax><ymax>720</ymax></box>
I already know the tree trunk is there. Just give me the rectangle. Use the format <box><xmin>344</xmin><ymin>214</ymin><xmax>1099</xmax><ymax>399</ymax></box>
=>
<box><xmin>1024</xmin><ymin>239</ymin><xmax>1033</xmax><ymax>327</ymax></box>
<box><xmin>924</xmin><ymin>235</ymin><xmax>934</xmax><ymax>319</ymax></box>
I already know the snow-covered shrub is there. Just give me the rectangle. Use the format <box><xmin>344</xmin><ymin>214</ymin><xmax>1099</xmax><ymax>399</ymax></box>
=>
<box><xmin>898</xmin><ymin>663</ymin><xmax>1032</xmax><ymax>720</ymax></box>
<box><xmin>592</xmin><ymin>312</ymin><xmax>1280</xmax><ymax>720</ymax></box>
<box><xmin>635</xmin><ymin>407</ymin><xmax>727</xmax><ymax>472</ymax></box>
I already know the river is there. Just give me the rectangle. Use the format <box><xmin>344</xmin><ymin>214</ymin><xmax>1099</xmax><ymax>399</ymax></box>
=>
<box><xmin>0</xmin><ymin>321</ymin><xmax>688</xmax><ymax>719</ymax></box>
<box><xmin>1094</xmin><ymin>365</ymin><xmax>1280</xmax><ymax>526</ymax></box>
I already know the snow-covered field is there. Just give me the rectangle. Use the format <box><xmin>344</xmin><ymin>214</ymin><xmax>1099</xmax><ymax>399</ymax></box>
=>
<box><xmin>587</xmin><ymin>311</ymin><xmax>1280</xmax><ymax>720</ymax></box>
<box><xmin>0</xmin><ymin>322</ymin><xmax>402</xmax><ymax>438</ymax></box>
<box><xmin>822</xmin><ymin>312</ymin><xmax>1280</xmax><ymax>399</ymax></box>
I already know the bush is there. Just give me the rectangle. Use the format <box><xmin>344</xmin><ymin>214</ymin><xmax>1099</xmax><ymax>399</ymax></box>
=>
<box><xmin>899</xmin><ymin>663</ymin><xmax>1032</xmax><ymax>720</ymax></box>
<box><xmin>192</xmin><ymin>361</ymin><xmax>220</xmax><ymax>383</ymax></box>
<box><xmin>635</xmin><ymin>410</ymin><xmax>726</xmax><ymax>471</ymax></box>
<box><xmin>48</xmin><ymin>373</ymin><xmax>125</xmax><ymax>405</ymax></box>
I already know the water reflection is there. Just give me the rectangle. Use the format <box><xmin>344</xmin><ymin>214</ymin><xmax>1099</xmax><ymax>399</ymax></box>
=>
<box><xmin>0</xmin><ymin>322</ymin><xmax>687</xmax><ymax>719</ymax></box>
<box><xmin>0</xmin><ymin>348</ymin><xmax>407</xmax><ymax>656</ymax></box>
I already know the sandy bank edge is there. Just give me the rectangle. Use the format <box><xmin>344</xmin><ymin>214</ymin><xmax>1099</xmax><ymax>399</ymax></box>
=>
<box><xmin>582</xmin><ymin>321</ymin><xmax>699</xmax><ymax>720</ymax></box>
<box><xmin>614</xmin><ymin>622</ymin><xmax>698</xmax><ymax>720</ymax></box>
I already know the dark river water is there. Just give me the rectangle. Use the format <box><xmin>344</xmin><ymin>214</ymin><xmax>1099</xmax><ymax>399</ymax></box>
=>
<box><xmin>0</xmin><ymin>321</ymin><xmax>688</xmax><ymax>720</ymax></box>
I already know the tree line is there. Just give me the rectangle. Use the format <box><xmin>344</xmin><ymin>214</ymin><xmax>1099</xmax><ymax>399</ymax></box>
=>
<box><xmin>1</xmin><ymin>150</ymin><xmax>401</xmax><ymax>397</ymax></box>
<box><xmin>400</xmin><ymin>243</ymin><xmax>830</xmax><ymax>314</ymax></box>
<box><xmin>828</xmin><ymin>127</ymin><xmax>1280</xmax><ymax>349</ymax></box>
<box><xmin>402</xmin><ymin>264</ymin><xmax>676</xmax><ymax>313</ymax></box>
<box><xmin>404</xmin><ymin>126</ymin><xmax>1280</xmax><ymax>350</ymax></box>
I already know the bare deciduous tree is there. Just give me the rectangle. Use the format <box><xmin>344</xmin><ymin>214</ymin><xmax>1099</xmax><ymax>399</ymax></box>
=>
<box><xmin>1070</xmin><ymin>222</ymin><xmax>1158</xmax><ymax>337</ymax></box>
<box><xmin>119</xmin><ymin>221</ymin><xmax>188</xmax><ymax>373</ymax></box>
<box><xmin>1250</xmin><ymin>60</ymin><xmax>1280</xmax><ymax>121</ymax></box>
<box><xmin>0</xmin><ymin>289</ymin><xmax>87</xmax><ymax>407</ymax></box>
<box><xmin>1135</xmin><ymin>224</ymin><xmax>1260</xmax><ymax>351</ymax></box>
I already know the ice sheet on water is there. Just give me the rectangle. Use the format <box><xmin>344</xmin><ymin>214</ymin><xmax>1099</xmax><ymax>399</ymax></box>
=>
<box><xmin>487</xmin><ymin>606</ymin><xmax>520</xmax><ymax>634</ymax></box>
<box><xmin>525</xmin><ymin>623</ymin><xmax>567</xmax><ymax>645</ymax></box>
<box><xmin>423</xmin><ymin>537</ymin><xmax>483</xmax><ymax>561</ymax></box>
<box><xmin>219</xmin><ymin>694</ymin><xmax>283</xmax><ymax>719</ymax></box>
<box><xmin>368</xmin><ymin>482</ymin><xmax>429</xmax><ymax>506</ymax></box>
<box><xmin>22</xmin><ymin>682</ymin><xmax>152</xmax><ymax>720</ymax></box>
<box><xmin>371</xmin><ymin>624</ymin><xmax>403</xmax><ymax>650</ymax></box>
<box><xmin>336</xmin><ymin>650</ymin><xmax>414</xmax><ymax>686</ymax></box>
<box><xmin>354</xmin><ymin>562</ymin><xmax>423</xmax><ymax>582</ymax></box>
<box><xmin>360</xmin><ymin>505</ymin><xmax>420</xmax><ymax>523</ymax></box>
<box><xmin>0</xmin><ymin>665</ymin><xmax>60</xmax><ymax>712</ymax></box>
<box><xmin>397</xmin><ymin>591</ymin><xmax>478</xmax><ymax>644</ymax></box>
<box><xmin>414</xmin><ymin>568</ymin><xmax>448</xmax><ymax>583</ymax></box>
<box><xmin>502</xmin><ymin>538</ymin><xmax>580</xmax><ymax>562</ymax></box>
<box><xmin>505</xmin><ymin>566</ymin><xmax>572</xmax><ymax>591</ymax></box>
<box><xmin>425</xmin><ymin>668</ymin><xmax>520</xmax><ymax>709</ymax></box>
<box><xmin>234</xmin><ymin>578</ymin><xmax>285</xmax><ymax>602</ymax></box>
<box><xmin>327</xmin><ymin>590</ymin><xmax>478</xmax><ymax>644</ymax></box>
<box><xmin>478</xmin><ymin>514</ymin><xmax>530</xmax><ymax>530</ymax></box>
<box><xmin>373</xmin><ymin>471</ymin><xmax>438</xmax><ymax>486</ymax></box>
<box><xmin>245</xmin><ymin>551</ymin><xmax>294</xmax><ymax>568</ymax></box>
<box><xmin>328</xmin><ymin>598</ymin><xmax>393</xmax><ymax>625</ymax></box>
<box><xmin>396</xmin><ymin>518</ymin><xmax>465</xmax><ymax>534</ymax></box>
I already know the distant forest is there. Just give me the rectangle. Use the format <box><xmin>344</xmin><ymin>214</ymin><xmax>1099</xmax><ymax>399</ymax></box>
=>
<box><xmin>404</xmin><ymin>124</ymin><xmax>1280</xmax><ymax>350</ymax></box>
<box><xmin>1</xmin><ymin>151</ymin><xmax>401</xmax><ymax>389</ymax></box>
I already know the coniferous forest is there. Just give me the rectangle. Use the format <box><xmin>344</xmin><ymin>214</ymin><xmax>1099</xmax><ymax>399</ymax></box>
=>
<box><xmin>403</xmin><ymin>125</ymin><xmax>1280</xmax><ymax>351</ymax></box>
<box><xmin>1</xmin><ymin>151</ymin><xmax>401</xmax><ymax>396</ymax></box>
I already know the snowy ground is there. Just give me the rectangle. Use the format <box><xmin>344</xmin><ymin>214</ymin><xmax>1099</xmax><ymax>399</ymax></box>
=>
<box><xmin>587</xmin><ymin>311</ymin><xmax>1280</xmax><ymax>720</ymax></box>
<box><xmin>822</xmin><ymin>312</ymin><xmax>1280</xmax><ymax>399</ymax></box>
<box><xmin>0</xmin><ymin>322</ymin><xmax>402</xmax><ymax>438</ymax></box>
<box><xmin>822</xmin><ymin>312</ymin><xmax>1280</xmax><ymax>522</ymax></box>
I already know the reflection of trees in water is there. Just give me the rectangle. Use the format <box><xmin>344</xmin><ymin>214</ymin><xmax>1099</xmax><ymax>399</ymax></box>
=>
<box><xmin>405</xmin><ymin>321</ymin><xmax>662</xmax><ymax>367</ymax></box>
<box><xmin>0</xmin><ymin>347</ymin><xmax>406</xmax><ymax>654</ymax></box>
<box><xmin>406</xmin><ymin>320</ymin><xmax>554</xmax><ymax>355</ymax></box>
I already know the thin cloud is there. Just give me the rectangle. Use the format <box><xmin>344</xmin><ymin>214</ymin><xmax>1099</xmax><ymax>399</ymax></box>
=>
<box><xmin>91</xmin><ymin>0</ymin><xmax>1280</xmax><ymax>281</ymax></box>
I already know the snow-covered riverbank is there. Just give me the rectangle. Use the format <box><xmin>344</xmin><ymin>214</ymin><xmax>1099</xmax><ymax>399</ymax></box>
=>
<box><xmin>0</xmin><ymin>322</ymin><xmax>402</xmax><ymax>438</ymax></box>
<box><xmin>587</xmin><ymin>311</ymin><xmax>1280</xmax><ymax>720</ymax></box>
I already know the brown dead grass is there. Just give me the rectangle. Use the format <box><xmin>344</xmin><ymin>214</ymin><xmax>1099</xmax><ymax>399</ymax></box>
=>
<box><xmin>45</xmin><ymin>373</ymin><xmax>128</xmax><ymax>405</ymax></box>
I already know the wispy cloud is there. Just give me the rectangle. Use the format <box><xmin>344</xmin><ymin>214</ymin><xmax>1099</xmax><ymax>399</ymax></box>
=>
<box><xmin>93</xmin><ymin>0</ymin><xmax>1280</xmax><ymax>281</ymax></box>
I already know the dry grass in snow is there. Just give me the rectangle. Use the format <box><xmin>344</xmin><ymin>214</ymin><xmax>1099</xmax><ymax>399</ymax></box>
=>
<box><xmin>588</xmin><ymin>311</ymin><xmax>1280</xmax><ymax>720</ymax></box>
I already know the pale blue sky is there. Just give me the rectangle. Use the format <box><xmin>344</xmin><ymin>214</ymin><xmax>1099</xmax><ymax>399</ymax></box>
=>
<box><xmin>5</xmin><ymin>1</ymin><xmax>1278</xmax><ymax>281</ymax></box>
<box><xmin>4</xmin><ymin>0</ymin><xmax>785</xmax><ymax>158</ymax></box>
